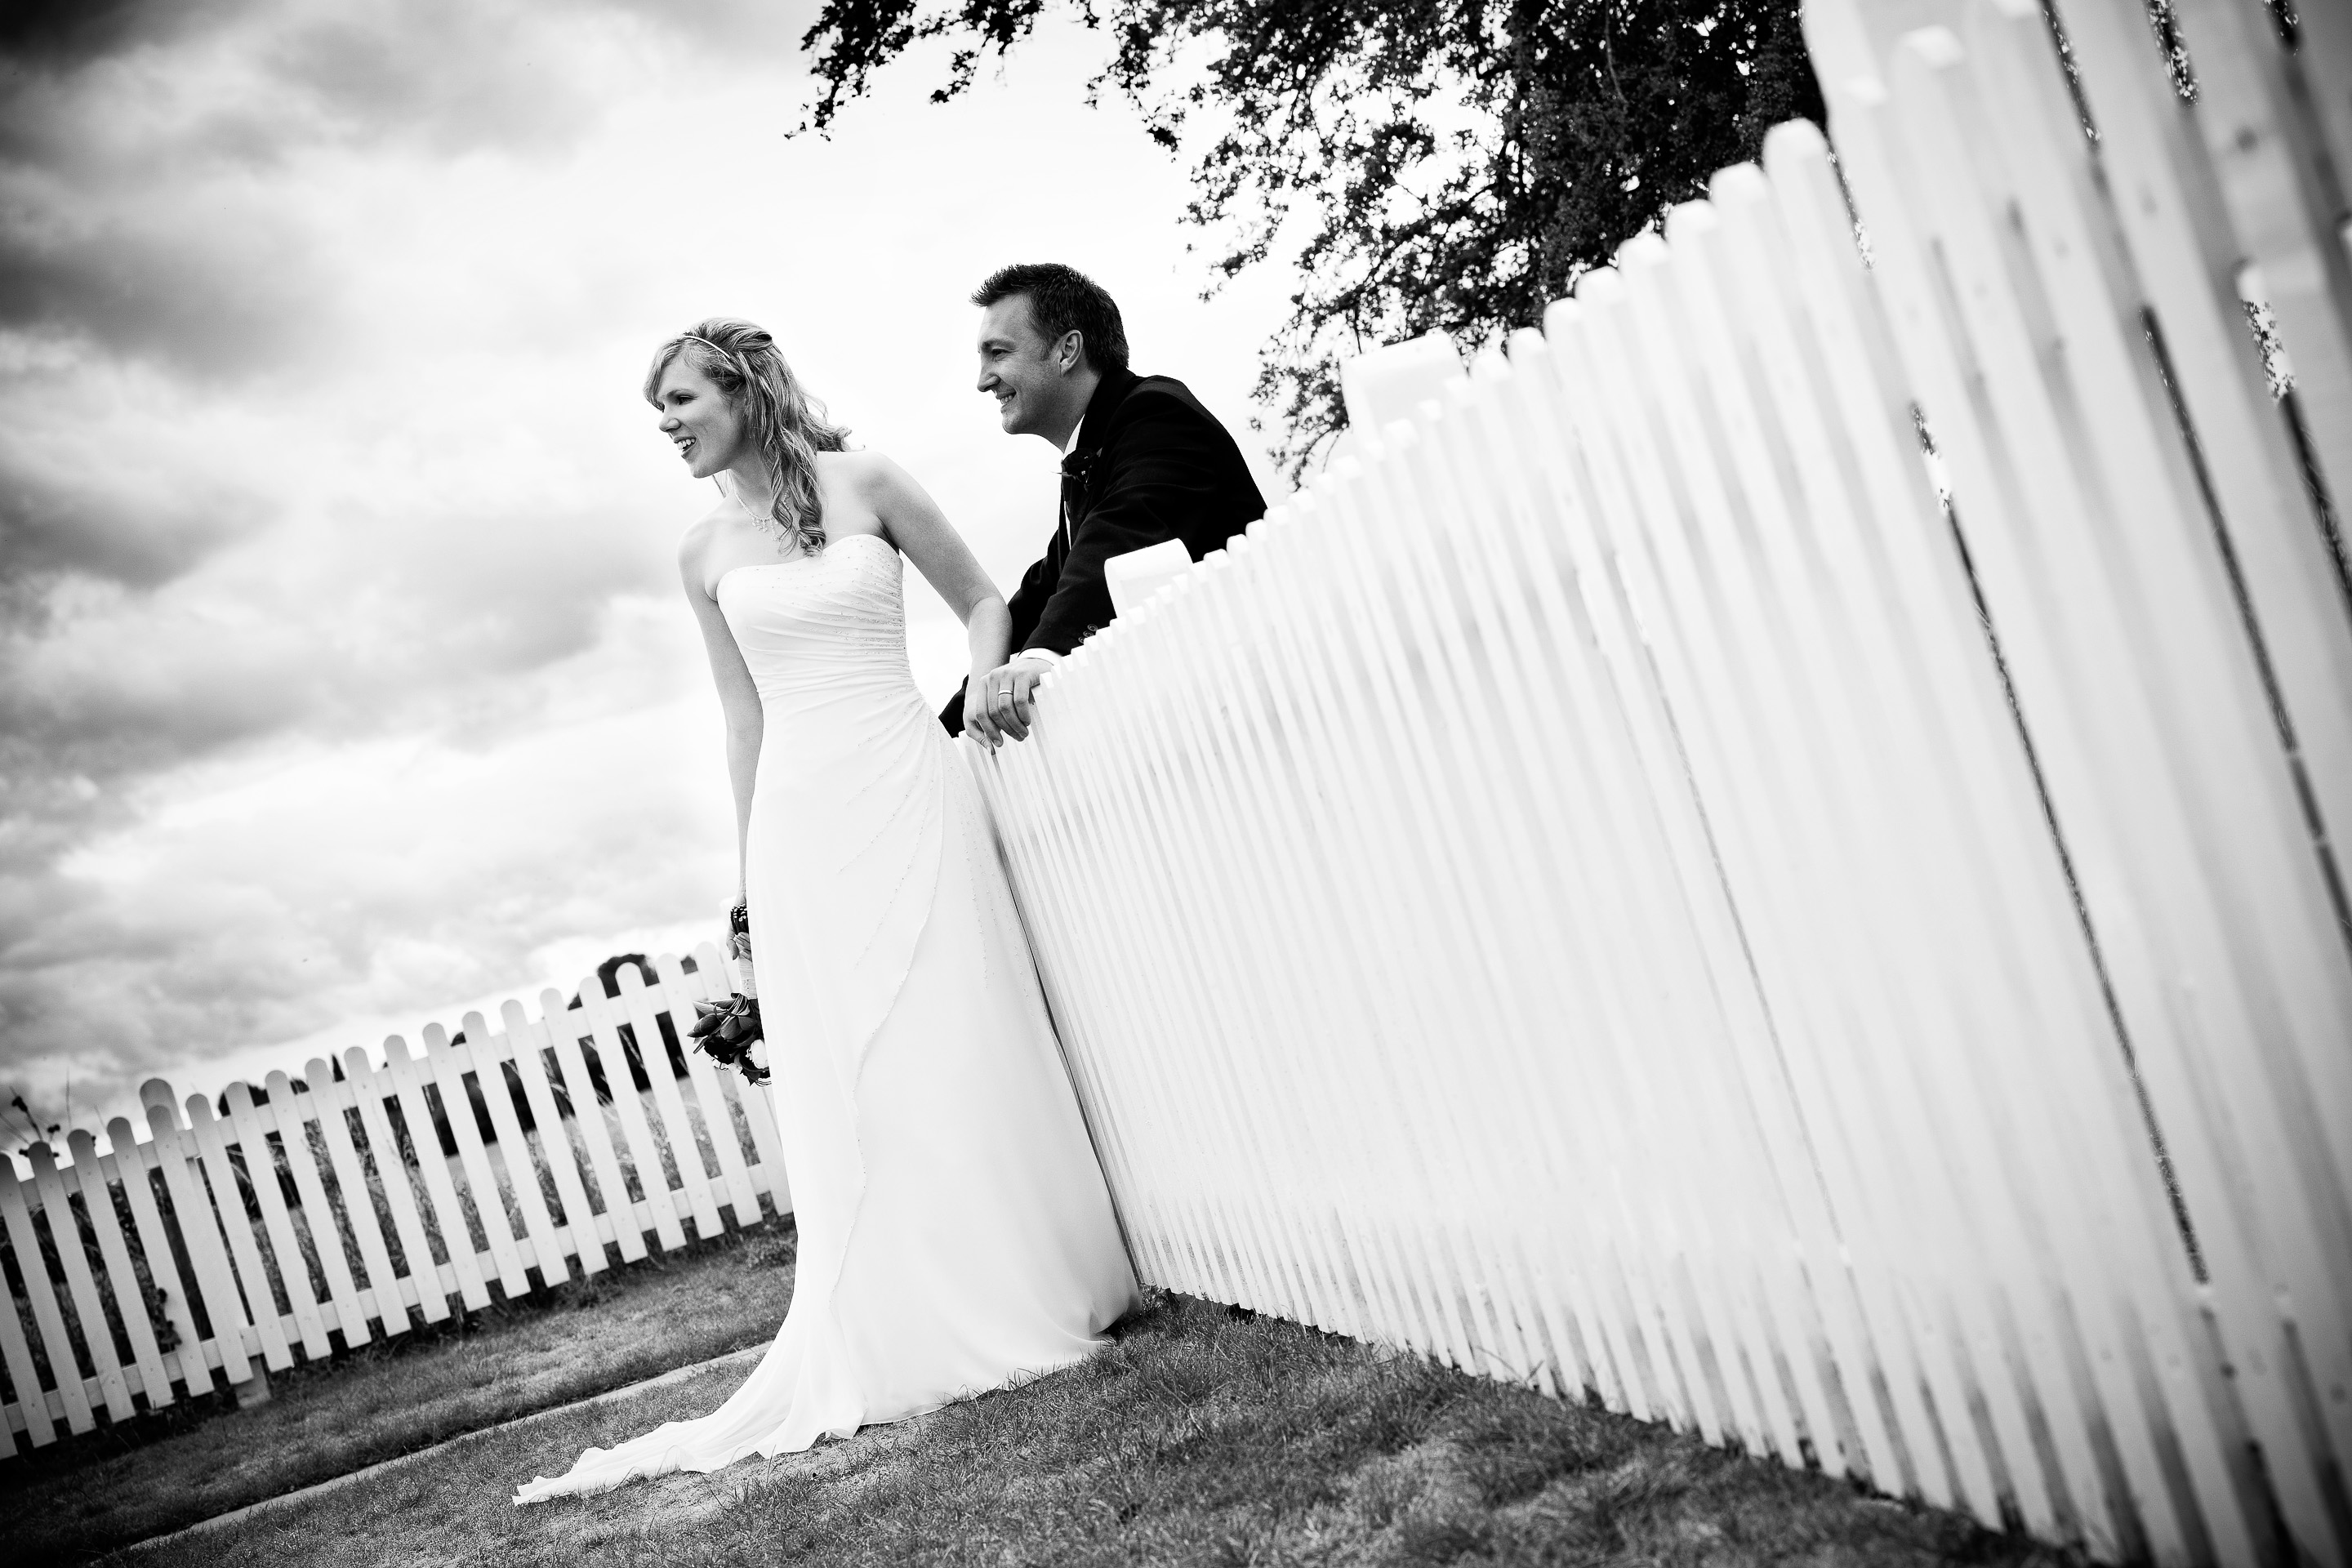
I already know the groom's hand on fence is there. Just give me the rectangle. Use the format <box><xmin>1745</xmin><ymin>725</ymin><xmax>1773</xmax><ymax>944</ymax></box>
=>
<box><xmin>966</xmin><ymin>661</ymin><xmax>1045</xmax><ymax>748</ymax></box>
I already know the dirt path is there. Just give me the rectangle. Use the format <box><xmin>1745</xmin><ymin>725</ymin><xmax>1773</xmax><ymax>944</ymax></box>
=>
<box><xmin>129</xmin><ymin>1344</ymin><xmax>771</xmax><ymax>1554</ymax></box>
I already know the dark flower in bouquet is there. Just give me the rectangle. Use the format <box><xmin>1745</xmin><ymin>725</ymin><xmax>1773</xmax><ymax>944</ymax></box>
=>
<box><xmin>689</xmin><ymin>920</ymin><xmax>768</xmax><ymax>1085</ymax></box>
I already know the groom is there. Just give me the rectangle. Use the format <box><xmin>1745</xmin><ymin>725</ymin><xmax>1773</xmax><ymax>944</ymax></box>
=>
<box><xmin>945</xmin><ymin>263</ymin><xmax>1267</xmax><ymax>745</ymax></box>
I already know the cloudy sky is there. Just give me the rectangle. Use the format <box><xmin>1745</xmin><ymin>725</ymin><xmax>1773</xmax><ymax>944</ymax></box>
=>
<box><xmin>0</xmin><ymin>0</ymin><xmax>1294</xmax><ymax>1146</ymax></box>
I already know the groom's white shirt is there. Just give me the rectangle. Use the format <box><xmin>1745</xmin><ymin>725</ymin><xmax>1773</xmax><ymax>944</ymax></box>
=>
<box><xmin>1009</xmin><ymin>418</ymin><xmax>1091</xmax><ymax>673</ymax></box>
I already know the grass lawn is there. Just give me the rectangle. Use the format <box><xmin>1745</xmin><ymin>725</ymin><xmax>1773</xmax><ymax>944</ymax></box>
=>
<box><xmin>3</xmin><ymin>1221</ymin><xmax>796</xmax><ymax>1564</ymax></box>
<box><xmin>122</xmin><ymin>1292</ymin><xmax>2068</xmax><ymax>1567</ymax></box>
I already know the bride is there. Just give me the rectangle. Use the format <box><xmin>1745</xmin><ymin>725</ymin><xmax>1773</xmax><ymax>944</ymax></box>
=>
<box><xmin>514</xmin><ymin>318</ymin><xmax>1138</xmax><ymax>1503</ymax></box>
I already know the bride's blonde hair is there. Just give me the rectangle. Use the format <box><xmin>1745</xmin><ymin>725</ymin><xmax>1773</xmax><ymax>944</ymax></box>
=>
<box><xmin>644</xmin><ymin>318</ymin><xmax>850</xmax><ymax>555</ymax></box>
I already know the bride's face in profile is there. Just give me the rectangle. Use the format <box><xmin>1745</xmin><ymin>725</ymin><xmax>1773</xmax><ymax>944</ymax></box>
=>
<box><xmin>653</xmin><ymin>360</ymin><xmax>744</xmax><ymax>480</ymax></box>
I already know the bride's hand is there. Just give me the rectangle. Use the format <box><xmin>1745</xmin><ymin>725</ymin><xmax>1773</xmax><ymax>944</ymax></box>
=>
<box><xmin>963</xmin><ymin>674</ymin><xmax>998</xmax><ymax>748</ymax></box>
<box><xmin>966</xmin><ymin>662</ymin><xmax>1043</xmax><ymax>748</ymax></box>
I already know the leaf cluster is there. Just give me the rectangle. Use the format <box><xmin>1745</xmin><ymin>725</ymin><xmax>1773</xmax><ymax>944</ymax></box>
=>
<box><xmin>800</xmin><ymin>0</ymin><xmax>1824</xmax><ymax>475</ymax></box>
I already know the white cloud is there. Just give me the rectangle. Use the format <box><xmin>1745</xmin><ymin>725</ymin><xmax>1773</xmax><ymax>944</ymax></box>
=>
<box><xmin>0</xmin><ymin>2</ymin><xmax>1295</xmax><ymax>1143</ymax></box>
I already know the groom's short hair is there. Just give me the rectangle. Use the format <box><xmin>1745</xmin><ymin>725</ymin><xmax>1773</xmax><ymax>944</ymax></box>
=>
<box><xmin>972</xmin><ymin>264</ymin><xmax>1130</xmax><ymax>376</ymax></box>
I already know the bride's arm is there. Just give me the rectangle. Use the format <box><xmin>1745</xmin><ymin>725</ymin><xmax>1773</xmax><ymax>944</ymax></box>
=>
<box><xmin>861</xmin><ymin>452</ymin><xmax>1014</xmax><ymax>711</ymax></box>
<box><xmin>680</xmin><ymin>525</ymin><xmax>763</xmax><ymax>905</ymax></box>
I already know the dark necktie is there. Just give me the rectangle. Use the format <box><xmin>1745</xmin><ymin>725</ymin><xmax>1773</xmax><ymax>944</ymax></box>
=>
<box><xmin>1058</xmin><ymin>448</ymin><xmax>1096</xmax><ymax>553</ymax></box>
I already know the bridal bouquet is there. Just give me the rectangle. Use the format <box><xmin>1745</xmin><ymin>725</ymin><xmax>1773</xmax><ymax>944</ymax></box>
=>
<box><xmin>688</xmin><ymin>915</ymin><xmax>768</xmax><ymax>1085</ymax></box>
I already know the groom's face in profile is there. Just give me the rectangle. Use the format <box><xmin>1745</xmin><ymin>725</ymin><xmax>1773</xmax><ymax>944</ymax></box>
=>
<box><xmin>976</xmin><ymin>294</ymin><xmax>1083</xmax><ymax>440</ymax></box>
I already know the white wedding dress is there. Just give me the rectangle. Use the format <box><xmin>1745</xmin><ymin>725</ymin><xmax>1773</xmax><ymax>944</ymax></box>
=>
<box><xmin>515</xmin><ymin>532</ymin><xmax>1138</xmax><ymax>1503</ymax></box>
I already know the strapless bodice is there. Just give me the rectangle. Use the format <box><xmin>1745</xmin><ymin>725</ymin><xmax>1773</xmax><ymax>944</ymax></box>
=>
<box><xmin>715</xmin><ymin>528</ymin><xmax>939</xmax><ymax>823</ymax></box>
<box><xmin>717</xmin><ymin>532</ymin><xmax>919</xmax><ymax>710</ymax></box>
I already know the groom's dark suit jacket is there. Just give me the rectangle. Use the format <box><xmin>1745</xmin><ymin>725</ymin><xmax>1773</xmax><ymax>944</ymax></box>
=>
<box><xmin>939</xmin><ymin>367</ymin><xmax>1267</xmax><ymax>735</ymax></box>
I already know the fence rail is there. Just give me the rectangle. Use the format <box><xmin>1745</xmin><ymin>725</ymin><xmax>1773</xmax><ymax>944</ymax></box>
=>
<box><xmin>0</xmin><ymin>947</ymin><xmax>786</xmax><ymax>1455</ymax></box>
<box><xmin>970</xmin><ymin>0</ymin><xmax>2351</xmax><ymax>1562</ymax></box>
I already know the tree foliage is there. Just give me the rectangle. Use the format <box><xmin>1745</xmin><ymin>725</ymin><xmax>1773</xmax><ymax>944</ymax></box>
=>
<box><xmin>802</xmin><ymin>0</ymin><xmax>1824</xmax><ymax>473</ymax></box>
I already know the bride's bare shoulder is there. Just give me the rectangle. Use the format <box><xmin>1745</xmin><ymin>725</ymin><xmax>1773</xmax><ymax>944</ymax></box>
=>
<box><xmin>817</xmin><ymin>447</ymin><xmax>900</xmax><ymax>488</ymax></box>
<box><xmin>676</xmin><ymin>500</ymin><xmax>738</xmax><ymax>576</ymax></box>
<box><xmin>822</xmin><ymin>448</ymin><xmax>922</xmax><ymax>504</ymax></box>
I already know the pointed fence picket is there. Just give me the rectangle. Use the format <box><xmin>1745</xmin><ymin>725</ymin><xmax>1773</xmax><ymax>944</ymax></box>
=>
<box><xmin>531</xmin><ymin>990</ymin><xmax>648</xmax><ymax>1267</ymax></box>
<box><xmin>300</xmin><ymin>1056</ymin><xmax>408</xmax><ymax>1331</ymax></box>
<box><xmin>153</xmin><ymin>1099</ymin><xmax>261</xmax><ymax>1390</ymax></box>
<box><xmin>493</xmin><ymin>1004</ymin><xmax>604</xmax><ymax>1281</ymax></box>
<box><xmin>100</xmin><ymin>1117</ymin><xmax>208</xmax><ymax>1399</ymax></box>
<box><xmin>576</xmin><ymin>981</ymin><xmax>692</xmax><ymax>1256</ymax></box>
<box><xmin>0</xmin><ymin>1160</ymin><xmax>93</xmax><ymax>1437</ymax></box>
<box><xmin>66</xmin><ymin>1129</ymin><xmax>177</xmax><ymax>1412</ymax></box>
<box><xmin>336</xmin><ymin>1044</ymin><xmax>454</xmax><ymax>1325</ymax></box>
<box><xmin>608</xmin><ymin>965</ymin><xmax>725</xmax><ymax>1243</ymax></box>
<box><xmin>1</xmin><ymin>955</ymin><xmax>785</xmax><ymax>1458</ymax></box>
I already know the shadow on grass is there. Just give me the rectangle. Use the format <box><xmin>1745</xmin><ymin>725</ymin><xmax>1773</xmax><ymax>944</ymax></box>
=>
<box><xmin>6</xmin><ymin>1219</ymin><xmax>795</xmax><ymax>1565</ymax></box>
<box><xmin>126</xmin><ymin>1290</ymin><xmax>2082</xmax><ymax>1567</ymax></box>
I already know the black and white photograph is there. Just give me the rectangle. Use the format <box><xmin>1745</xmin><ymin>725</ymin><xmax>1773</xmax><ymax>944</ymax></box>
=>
<box><xmin>2</xmin><ymin>0</ymin><xmax>2347</xmax><ymax>1562</ymax></box>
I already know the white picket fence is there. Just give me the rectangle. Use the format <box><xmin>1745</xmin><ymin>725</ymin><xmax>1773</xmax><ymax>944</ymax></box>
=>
<box><xmin>0</xmin><ymin>947</ymin><xmax>786</xmax><ymax>1454</ymax></box>
<box><xmin>968</xmin><ymin>0</ymin><xmax>2350</xmax><ymax>1563</ymax></box>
